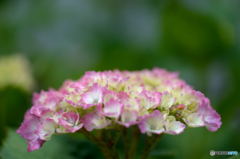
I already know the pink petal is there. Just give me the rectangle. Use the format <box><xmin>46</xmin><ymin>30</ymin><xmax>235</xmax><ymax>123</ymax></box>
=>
<box><xmin>103</xmin><ymin>99</ymin><xmax>123</xmax><ymax>118</ymax></box>
<box><xmin>82</xmin><ymin>112</ymin><xmax>111</xmax><ymax>131</ymax></box>
<box><xmin>27</xmin><ymin>139</ymin><xmax>45</xmax><ymax>152</ymax></box>
<box><xmin>139</xmin><ymin>90</ymin><xmax>161</xmax><ymax>109</ymax></box>
<box><xmin>138</xmin><ymin>110</ymin><xmax>165</xmax><ymax>134</ymax></box>
<box><xmin>165</xmin><ymin>121</ymin><xmax>186</xmax><ymax>135</ymax></box>
<box><xmin>118</xmin><ymin>110</ymin><xmax>138</xmax><ymax>127</ymax></box>
<box><xmin>81</xmin><ymin>84</ymin><xmax>104</xmax><ymax>108</ymax></box>
<box><xmin>58</xmin><ymin>112</ymin><xmax>83</xmax><ymax>132</ymax></box>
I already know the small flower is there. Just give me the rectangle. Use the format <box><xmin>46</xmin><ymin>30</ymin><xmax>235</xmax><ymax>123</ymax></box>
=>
<box><xmin>81</xmin><ymin>84</ymin><xmax>104</xmax><ymax>108</ymax></box>
<box><xmin>58</xmin><ymin>112</ymin><xmax>83</xmax><ymax>132</ymax></box>
<box><xmin>119</xmin><ymin>110</ymin><xmax>139</xmax><ymax>127</ymax></box>
<box><xmin>138</xmin><ymin>90</ymin><xmax>161</xmax><ymax>110</ymax></box>
<box><xmin>82</xmin><ymin>112</ymin><xmax>111</xmax><ymax>131</ymax></box>
<box><xmin>138</xmin><ymin>110</ymin><xmax>165</xmax><ymax>134</ymax></box>
<box><xmin>164</xmin><ymin>116</ymin><xmax>185</xmax><ymax>135</ymax></box>
<box><xmin>30</xmin><ymin>90</ymin><xmax>62</xmax><ymax>117</ymax></box>
<box><xmin>16</xmin><ymin>111</ymin><xmax>55</xmax><ymax>152</ymax></box>
<box><xmin>102</xmin><ymin>99</ymin><xmax>123</xmax><ymax>118</ymax></box>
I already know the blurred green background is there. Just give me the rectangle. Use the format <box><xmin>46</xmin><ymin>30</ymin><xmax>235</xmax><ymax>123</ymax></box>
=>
<box><xmin>0</xmin><ymin>0</ymin><xmax>239</xmax><ymax>159</ymax></box>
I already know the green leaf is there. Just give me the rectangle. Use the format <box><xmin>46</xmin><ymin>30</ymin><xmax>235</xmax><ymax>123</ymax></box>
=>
<box><xmin>0</xmin><ymin>86</ymin><xmax>31</xmax><ymax>149</ymax></box>
<box><xmin>0</xmin><ymin>107</ymin><xmax>6</xmax><ymax>148</ymax></box>
<box><xmin>0</xmin><ymin>129</ymin><xmax>74</xmax><ymax>159</ymax></box>
<box><xmin>0</xmin><ymin>87</ymin><xmax>31</xmax><ymax>128</ymax></box>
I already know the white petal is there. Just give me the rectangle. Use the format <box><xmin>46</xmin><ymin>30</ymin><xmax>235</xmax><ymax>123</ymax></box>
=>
<box><xmin>184</xmin><ymin>113</ymin><xmax>204</xmax><ymax>127</ymax></box>
<box><xmin>165</xmin><ymin>121</ymin><xmax>185</xmax><ymax>135</ymax></box>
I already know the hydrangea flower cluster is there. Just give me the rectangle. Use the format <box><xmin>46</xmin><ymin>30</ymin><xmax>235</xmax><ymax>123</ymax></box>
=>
<box><xmin>17</xmin><ymin>68</ymin><xmax>221</xmax><ymax>152</ymax></box>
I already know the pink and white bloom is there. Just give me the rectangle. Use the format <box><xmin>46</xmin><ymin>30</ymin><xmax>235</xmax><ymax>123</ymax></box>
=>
<box><xmin>81</xmin><ymin>84</ymin><xmax>104</xmax><ymax>108</ymax></box>
<box><xmin>138</xmin><ymin>90</ymin><xmax>161</xmax><ymax>110</ymax></box>
<box><xmin>119</xmin><ymin>110</ymin><xmax>139</xmax><ymax>127</ymax></box>
<box><xmin>30</xmin><ymin>90</ymin><xmax>63</xmax><ymax>117</ymax></box>
<box><xmin>164</xmin><ymin>116</ymin><xmax>186</xmax><ymax>135</ymax></box>
<box><xmin>17</xmin><ymin>68</ymin><xmax>221</xmax><ymax>151</ymax></box>
<box><xmin>102</xmin><ymin>99</ymin><xmax>123</xmax><ymax>118</ymax></box>
<box><xmin>138</xmin><ymin>110</ymin><xmax>165</xmax><ymax>134</ymax></box>
<box><xmin>82</xmin><ymin>112</ymin><xmax>111</xmax><ymax>131</ymax></box>
<box><xmin>17</xmin><ymin>111</ymin><xmax>55</xmax><ymax>152</ymax></box>
<box><xmin>58</xmin><ymin>112</ymin><xmax>83</xmax><ymax>133</ymax></box>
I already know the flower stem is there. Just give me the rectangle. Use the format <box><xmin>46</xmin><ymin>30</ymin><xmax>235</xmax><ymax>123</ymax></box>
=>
<box><xmin>81</xmin><ymin>128</ymin><xmax>162</xmax><ymax>159</ymax></box>
<box><xmin>140</xmin><ymin>134</ymin><xmax>163</xmax><ymax>159</ymax></box>
<box><xmin>80</xmin><ymin>129</ymin><xmax>119</xmax><ymax>159</ymax></box>
<box><xmin>124</xmin><ymin>127</ymin><xmax>140</xmax><ymax>159</ymax></box>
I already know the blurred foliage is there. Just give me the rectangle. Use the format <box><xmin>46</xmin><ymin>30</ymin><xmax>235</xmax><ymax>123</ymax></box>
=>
<box><xmin>0</xmin><ymin>55</ymin><xmax>34</xmax><ymax>147</ymax></box>
<box><xmin>0</xmin><ymin>0</ymin><xmax>240</xmax><ymax>158</ymax></box>
<box><xmin>0</xmin><ymin>87</ymin><xmax>31</xmax><ymax>128</ymax></box>
<box><xmin>1</xmin><ymin>129</ymin><xmax>105</xmax><ymax>159</ymax></box>
<box><xmin>0</xmin><ymin>129</ymin><xmax>73</xmax><ymax>159</ymax></box>
<box><xmin>0</xmin><ymin>87</ymin><xmax>31</xmax><ymax>147</ymax></box>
